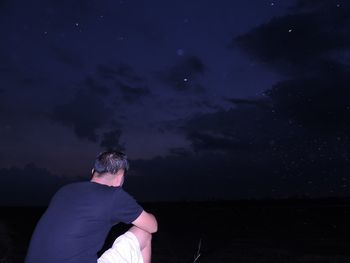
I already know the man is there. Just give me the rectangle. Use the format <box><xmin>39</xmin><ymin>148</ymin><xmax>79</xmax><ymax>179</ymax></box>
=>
<box><xmin>26</xmin><ymin>151</ymin><xmax>157</xmax><ymax>263</ymax></box>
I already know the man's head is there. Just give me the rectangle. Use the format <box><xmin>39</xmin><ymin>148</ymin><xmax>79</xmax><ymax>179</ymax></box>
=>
<box><xmin>91</xmin><ymin>150</ymin><xmax>129</xmax><ymax>186</ymax></box>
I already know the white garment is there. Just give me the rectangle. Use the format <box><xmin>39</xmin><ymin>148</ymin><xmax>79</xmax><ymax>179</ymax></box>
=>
<box><xmin>98</xmin><ymin>231</ymin><xmax>143</xmax><ymax>263</ymax></box>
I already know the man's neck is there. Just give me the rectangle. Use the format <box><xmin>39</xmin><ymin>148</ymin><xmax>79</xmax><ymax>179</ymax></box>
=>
<box><xmin>91</xmin><ymin>175</ymin><xmax>116</xmax><ymax>187</ymax></box>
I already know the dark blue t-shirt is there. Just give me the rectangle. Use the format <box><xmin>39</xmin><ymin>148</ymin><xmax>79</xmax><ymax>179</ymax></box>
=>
<box><xmin>25</xmin><ymin>182</ymin><xmax>143</xmax><ymax>263</ymax></box>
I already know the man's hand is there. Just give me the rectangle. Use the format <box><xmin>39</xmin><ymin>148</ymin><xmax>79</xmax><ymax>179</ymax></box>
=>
<box><xmin>132</xmin><ymin>211</ymin><xmax>158</xmax><ymax>234</ymax></box>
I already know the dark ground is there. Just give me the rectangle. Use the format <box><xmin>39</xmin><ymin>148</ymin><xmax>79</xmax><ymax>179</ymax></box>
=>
<box><xmin>1</xmin><ymin>198</ymin><xmax>350</xmax><ymax>262</ymax></box>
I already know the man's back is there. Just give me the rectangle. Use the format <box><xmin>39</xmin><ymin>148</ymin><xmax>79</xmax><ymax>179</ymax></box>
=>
<box><xmin>25</xmin><ymin>181</ymin><xmax>143</xmax><ymax>263</ymax></box>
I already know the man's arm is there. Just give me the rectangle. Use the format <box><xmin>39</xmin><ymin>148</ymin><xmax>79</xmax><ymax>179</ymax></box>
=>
<box><xmin>132</xmin><ymin>210</ymin><xmax>158</xmax><ymax>234</ymax></box>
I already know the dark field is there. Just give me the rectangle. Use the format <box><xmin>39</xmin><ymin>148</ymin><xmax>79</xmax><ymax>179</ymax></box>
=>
<box><xmin>1</xmin><ymin>199</ymin><xmax>350</xmax><ymax>262</ymax></box>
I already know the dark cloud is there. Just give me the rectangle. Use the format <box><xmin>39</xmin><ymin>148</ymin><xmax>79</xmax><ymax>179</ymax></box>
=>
<box><xmin>51</xmin><ymin>86</ymin><xmax>114</xmax><ymax>142</ymax></box>
<box><xmin>267</xmin><ymin>73</ymin><xmax>350</xmax><ymax>132</ymax></box>
<box><xmin>50</xmin><ymin>62</ymin><xmax>150</xmax><ymax>146</ymax></box>
<box><xmin>0</xmin><ymin>163</ymin><xmax>70</xmax><ymax>206</ymax></box>
<box><xmin>229</xmin><ymin>0</ymin><xmax>350</xmax><ymax>135</ymax></box>
<box><xmin>183</xmin><ymin>100</ymin><xmax>281</xmax><ymax>154</ymax></box>
<box><xmin>84</xmin><ymin>76</ymin><xmax>111</xmax><ymax>96</ymax></box>
<box><xmin>231</xmin><ymin>1</ymin><xmax>350</xmax><ymax>76</ymax></box>
<box><xmin>100</xmin><ymin>129</ymin><xmax>124</xmax><ymax>151</ymax></box>
<box><xmin>97</xmin><ymin>64</ymin><xmax>150</xmax><ymax>102</ymax></box>
<box><xmin>117</xmin><ymin>82</ymin><xmax>150</xmax><ymax>102</ymax></box>
<box><xmin>158</xmin><ymin>56</ymin><xmax>206</xmax><ymax>91</ymax></box>
<box><xmin>97</xmin><ymin>64</ymin><xmax>144</xmax><ymax>83</ymax></box>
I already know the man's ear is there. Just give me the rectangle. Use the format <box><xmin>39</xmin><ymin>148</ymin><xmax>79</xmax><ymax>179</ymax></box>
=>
<box><xmin>116</xmin><ymin>170</ymin><xmax>125</xmax><ymax>187</ymax></box>
<box><xmin>120</xmin><ymin>173</ymin><xmax>125</xmax><ymax>187</ymax></box>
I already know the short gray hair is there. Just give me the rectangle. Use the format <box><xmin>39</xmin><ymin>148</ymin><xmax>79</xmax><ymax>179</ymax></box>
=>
<box><xmin>93</xmin><ymin>151</ymin><xmax>129</xmax><ymax>175</ymax></box>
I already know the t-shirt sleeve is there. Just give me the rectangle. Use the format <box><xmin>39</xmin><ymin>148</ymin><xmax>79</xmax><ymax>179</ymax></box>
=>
<box><xmin>111</xmin><ymin>188</ymin><xmax>143</xmax><ymax>224</ymax></box>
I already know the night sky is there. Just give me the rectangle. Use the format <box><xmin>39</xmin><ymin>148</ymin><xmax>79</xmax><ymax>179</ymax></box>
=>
<box><xmin>1</xmin><ymin>0</ymin><xmax>349</xmax><ymax>205</ymax></box>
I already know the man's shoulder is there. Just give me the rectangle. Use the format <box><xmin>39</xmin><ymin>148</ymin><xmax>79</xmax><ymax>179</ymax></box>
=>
<box><xmin>55</xmin><ymin>182</ymin><xmax>127</xmax><ymax>201</ymax></box>
<box><xmin>52</xmin><ymin>181</ymin><xmax>96</xmax><ymax>198</ymax></box>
